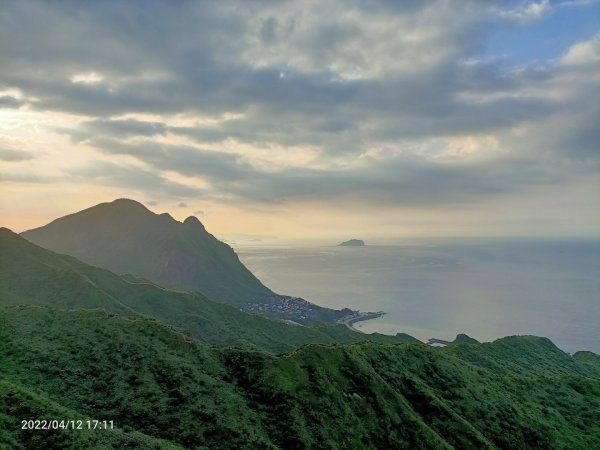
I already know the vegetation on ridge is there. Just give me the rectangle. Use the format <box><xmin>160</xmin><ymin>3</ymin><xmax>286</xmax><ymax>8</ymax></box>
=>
<box><xmin>1</xmin><ymin>305</ymin><xmax>598</xmax><ymax>449</ymax></box>
<box><xmin>4</xmin><ymin>202</ymin><xmax>599</xmax><ymax>449</ymax></box>
<box><xmin>0</xmin><ymin>227</ymin><xmax>414</xmax><ymax>353</ymax></box>
<box><xmin>21</xmin><ymin>198</ymin><xmax>347</xmax><ymax>323</ymax></box>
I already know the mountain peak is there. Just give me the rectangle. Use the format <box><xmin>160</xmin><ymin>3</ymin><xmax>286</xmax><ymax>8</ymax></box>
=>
<box><xmin>453</xmin><ymin>334</ymin><xmax>480</xmax><ymax>345</ymax></box>
<box><xmin>183</xmin><ymin>215</ymin><xmax>205</xmax><ymax>229</ymax></box>
<box><xmin>109</xmin><ymin>198</ymin><xmax>149</xmax><ymax>210</ymax></box>
<box><xmin>82</xmin><ymin>199</ymin><xmax>154</xmax><ymax>223</ymax></box>
<box><xmin>21</xmin><ymin>200</ymin><xmax>273</xmax><ymax>305</ymax></box>
<box><xmin>0</xmin><ymin>227</ymin><xmax>19</xmax><ymax>239</ymax></box>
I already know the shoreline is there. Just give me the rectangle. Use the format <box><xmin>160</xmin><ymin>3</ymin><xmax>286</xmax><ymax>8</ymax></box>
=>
<box><xmin>339</xmin><ymin>311</ymin><xmax>386</xmax><ymax>331</ymax></box>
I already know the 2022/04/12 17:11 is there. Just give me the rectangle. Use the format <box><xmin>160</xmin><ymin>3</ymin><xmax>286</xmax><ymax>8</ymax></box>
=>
<box><xmin>21</xmin><ymin>419</ymin><xmax>115</xmax><ymax>430</ymax></box>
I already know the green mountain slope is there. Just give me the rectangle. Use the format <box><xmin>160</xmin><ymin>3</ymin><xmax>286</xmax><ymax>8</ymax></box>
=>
<box><xmin>0</xmin><ymin>227</ymin><xmax>412</xmax><ymax>353</ymax></box>
<box><xmin>0</xmin><ymin>380</ymin><xmax>184</xmax><ymax>450</ymax></box>
<box><xmin>21</xmin><ymin>199</ymin><xmax>269</xmax><ymax>304</ymax></box>
<box><xmin>1</xmin><ymin>306</ymin><xmax>598</xmax><ymax>449</ymax></box>
<box><xmin>20</xmin><ymin>199</ymin><xmax>348</xmax><ymax>323</ymax></box>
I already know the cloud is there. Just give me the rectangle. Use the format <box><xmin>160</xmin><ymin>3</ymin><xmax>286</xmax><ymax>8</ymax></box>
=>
<box><xmin>75</xmin><ymin>131</ymin><xmax>580</xmax><ymax>208</ymax></box>
<box><xmin>558</xmin><ymin>0</ymin><xmax>600</xmax><ymax>7</ymax></box>
<box><xmin>0</xmin><ymin>172</ymin><xmax>57</xmax><ymax>183</ymax></box>
<box><xmin>177</xmin><ymin>202</ymin><xmax>187</xmax><ymax>207</ymax></box>
<box><xmin>0</xmin><ymin>95</ymin><xmax>26</xmax><ymax>109</ymax></box>
<box><xmin>559</xmin><ymin>33</ymin><xmax>600</xmax><ymax>66</ymax></box>
<box><xmin>0</xmin><ymin>3</ymin><xmax>549</xmax><ymax>141</ymax></box>
<box><xmin>0</xmin><ymin>0</ymin><xmax>517</xmax><ymax>128</ymax></box>
<box><xmin>0</xmin><ymin>0</ymin><xmax>597</xmax><ymax>229</ymax></box>
<box><xmin>66</xmin><ymin>119</ymin><xmax>168</xmax><ymax>142</ymax></box>
<box><xmin>64</xmin><ymin>161</ymin><xmax>204</xmax><ymax>198</ymax></box>
<box><xmin>0</xmin><ymin>148</ymin><xmax>36</xmax><ymax>161</ymax></box>
<box><xmin>87</xmin><ymin>138</ymin><xmax>255</xmax><ymax>183</ymax></box>
<box><xmin>217</xmin><ymin>154</ymin><xmax>573</xmax><ymax>207</ymax></box>
<box><xmin>499</xmin><ymin>1</ymin><xmax>553</xmax><ymax>24</ymax></box>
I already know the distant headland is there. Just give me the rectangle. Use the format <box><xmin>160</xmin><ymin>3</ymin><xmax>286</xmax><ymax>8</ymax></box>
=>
<box><xmin>338</xmin><ymin>239</ymin><xmax>365</xmax><ymax>247</ymax></box>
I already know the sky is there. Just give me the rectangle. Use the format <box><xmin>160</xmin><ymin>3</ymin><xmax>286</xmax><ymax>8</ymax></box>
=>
<box><xmin>1</xmin><ymin>0</ymin><xmax>599</xmax><ymax>240</ymax></box>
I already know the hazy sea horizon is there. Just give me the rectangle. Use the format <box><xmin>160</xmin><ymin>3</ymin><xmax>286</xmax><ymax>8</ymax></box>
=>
<box><xmin>235</xmin><ymin>238</ymin><xmax>600</xmax><ymax>354</ymax></box>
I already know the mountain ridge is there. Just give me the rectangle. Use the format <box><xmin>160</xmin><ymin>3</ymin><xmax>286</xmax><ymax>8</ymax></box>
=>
<box><xmin>22</xmin><ymin>199</ymin><xmax>270</xmax><ymax>301</ymax></box>
<box><xmin>21</xmin><ymin>199</ymin><xmax>351</xmax><ymax>324</ymax></box>
<box><xmin>1</xmin><ymin>305</ymin><xmax>598</xmax><ymax>449</ymax></box>
<box><xmin>0</xmin><ymin>227</ymin><xmax>412</xmax><ymax>352</ymax></box>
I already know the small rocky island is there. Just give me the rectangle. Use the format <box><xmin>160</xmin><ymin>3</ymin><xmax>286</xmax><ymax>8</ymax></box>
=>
<box><xmin>338</xmin><ymin>239</ymin><xmax>365</xmax><ymax>247</ymax></box>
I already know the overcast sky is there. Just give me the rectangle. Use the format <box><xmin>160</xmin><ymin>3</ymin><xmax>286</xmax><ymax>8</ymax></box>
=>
<box><xmin>1</xmin><ymin>0</ymin><xmax>599</xmax><ymax>240</ymax></box>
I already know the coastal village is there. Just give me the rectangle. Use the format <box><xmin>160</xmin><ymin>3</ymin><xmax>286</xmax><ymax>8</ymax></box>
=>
<box><xmin>243</xmin><ymin>294</ymin><xmax>384</xmax><ymax>327</ymax></box>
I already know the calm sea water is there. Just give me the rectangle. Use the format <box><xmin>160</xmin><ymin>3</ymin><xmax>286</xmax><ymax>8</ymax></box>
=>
<box><xmin>236</xmin><ymin>239</ymin><xmax>600</xmax><ymax>354</ymax></box>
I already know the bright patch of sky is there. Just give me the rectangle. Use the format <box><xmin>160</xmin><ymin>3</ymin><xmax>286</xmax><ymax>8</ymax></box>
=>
<box><xmin>485</xmin><ymin>0</ymin><xmax>600</xmax><ymax>66</ymax></box>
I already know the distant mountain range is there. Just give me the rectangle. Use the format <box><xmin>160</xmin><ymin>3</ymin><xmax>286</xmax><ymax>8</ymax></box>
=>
<box><xmin>22</xmin><ymin>199</ymin><xmax>350</xmax><ymax>324</ymax></box>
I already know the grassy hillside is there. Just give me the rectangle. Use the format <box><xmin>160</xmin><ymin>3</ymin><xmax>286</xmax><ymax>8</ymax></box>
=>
<box><xmin>1</xmin><ymin>305</ymin><xmax>598</xmax><ymax>449</ymax></box>
<box><xmin>20</xmin><ymin>199</ymin><xmax>348</xmax><ymax>323</ymax></box>
<box><xmin>0</xmin><ymin>227</ymin><xmax>413</xmax><ymax>353</ymax></box>
<box><xmin>0</xmin><ymin>379</ymin><xmax>184</xmax><ymax>450</ymax></box>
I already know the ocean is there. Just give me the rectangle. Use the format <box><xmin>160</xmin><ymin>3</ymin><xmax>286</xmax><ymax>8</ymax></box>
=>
<box><xmin>236</xmin><ymin>238</ymin><xmax>600</xmax><ymax>354</ymax></box>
